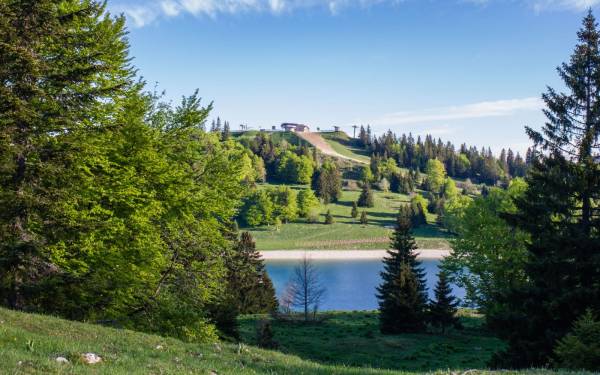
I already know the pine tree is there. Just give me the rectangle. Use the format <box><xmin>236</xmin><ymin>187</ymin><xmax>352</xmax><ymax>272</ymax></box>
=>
<box><xmin>376</xmin><ymin>213</ymin><xmax>428</xmax><ymax>334</ymax></box>
<box><xmin>489</xmin><ymin>11</ymin><xmax>600</xmax><ymax>368</ymax></box>
<box><xmin>428</xmin><ymin>272</ymin><xmax>460</xmax><ymax>334</ymax></box>
<box><xmin>360</xmin><ymin>210</ymin><xmax>368</xmax><ymax>225</ymax></box>
<box><xmin>324</xmin><ymin>210</ymin><xmax>334</xmax><ymax>225</ymax></box>
<box><xmin>221</xmin><ymin>121</ymin><xmax>231</xmax><ymax>141</ymax></box>
<box><xmin>357</xmin><ymin>183</ymin><xmax>375</xmax><ymax>207</ymax></box>
<box><xmin>227</xmin><ymin>232</ymin><xmax>278</xmax><ymax>315</ymax></box>
<box><xmin>351</xmin><ymin>201</ymin><xmax>359</xmax><ymax>218</ymax></box>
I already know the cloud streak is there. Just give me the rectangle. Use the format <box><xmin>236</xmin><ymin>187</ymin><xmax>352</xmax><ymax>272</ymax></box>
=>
<box><xmin>111</xmin><ymin>0</ymin><xmax>599</xmax><ymax>28</ymax></box>
<box><xmin>362</xmin><ymin>97</ymin><xmax>543</xmax><ymax>127</ymax></box>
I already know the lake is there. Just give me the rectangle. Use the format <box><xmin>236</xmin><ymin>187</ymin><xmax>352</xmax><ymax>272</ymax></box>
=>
<box><xmin>265</xmin><ymin>258</ymin><xmax>465</xmax><ymax>311</ymax></box>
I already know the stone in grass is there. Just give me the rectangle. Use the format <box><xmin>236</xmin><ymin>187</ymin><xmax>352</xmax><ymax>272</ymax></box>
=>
<box><xmin>55</xmin><ymin>357</ymin><xmax>70</xmax><ymax>364</ymax></box>
<box><xmin>81</xmin><ymin>353</ymin><xmax>102</xmax><ymax>364</ymax></box>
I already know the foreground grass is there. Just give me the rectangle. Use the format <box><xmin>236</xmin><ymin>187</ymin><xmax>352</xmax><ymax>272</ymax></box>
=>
<box><xmin>0</xmin><ymin>307</ymin><xmax>588</xmax><ymax>374</ymax></box>
<box><xmin>248</xmin><ymin>187</ymin><xmax>450</xmax><ymax>251</ymax></box>
<box><xmin>240</xmin><ymin>311</ymin><xmax>504</xmax><ymax>373</ymax></box>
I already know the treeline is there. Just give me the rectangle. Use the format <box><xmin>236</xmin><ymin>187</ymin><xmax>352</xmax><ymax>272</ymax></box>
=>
<box><xmin>0</xmin><ymin>1</ymin><xmax>276</xmax><ymax>342</ymax></box>
<box><xmin>357</xmin><ymin>127</ymin><xmax>530</xmax><ymax>185</ymax></box>
<box><xmin>440</xmin><ymin>12</ymin><xmax>600</xmax><ymax>372</ymax></box>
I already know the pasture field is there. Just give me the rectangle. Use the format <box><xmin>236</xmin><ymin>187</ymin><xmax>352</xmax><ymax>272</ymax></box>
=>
<box><xmin>247</xmin><ymin>187</ymin><xmax>451</xmax><ymax>250</ymax></box>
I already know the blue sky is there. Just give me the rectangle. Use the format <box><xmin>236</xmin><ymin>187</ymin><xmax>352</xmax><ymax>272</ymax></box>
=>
<box><xmin>108</xmin><ymin>0</ymin><xmax>596</xmax><ymax>155</ymax></box>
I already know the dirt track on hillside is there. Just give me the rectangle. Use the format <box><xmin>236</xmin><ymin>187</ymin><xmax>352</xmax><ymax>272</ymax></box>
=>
<box><xmin>295</xmin><ymin>132</ymin><xmax>366</xmax><ymax>164</ymax></box>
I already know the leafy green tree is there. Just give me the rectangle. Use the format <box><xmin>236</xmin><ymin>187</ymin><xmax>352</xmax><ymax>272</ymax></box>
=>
<box><xmin>359</xmin><ymin>165</ymin><xmax>374</xmax><ymax>182</ymax></box>
<box><xmin>243</xmin><ymin>190</ymin><xmax>275</xmax><ymax>227</ymax></box>
<box><xmin>271</xmin><ymin>186</ymin><xmax>298</xmax><ymax>223</ymax></box>
<box><xmin>297</xmin><ymin>189</ymin><xmax>320</xmax><ymax>218</ymax></box>
<box><xmin>441</xmin><ymin>180</ymin><xmax>528</xmax><ymax>310</ymax></box>
<box><xmin>277</xmin><ymin>151</ymin><xmax>313</xmax><ymax>184</ymax></box>
<box><xmin>443</xmin><ymin>178</ymin><xmax>459</xmax><ymax>200</ymax></box>
<box><xmin>377</xmin><ymin>213</ymin><xmax>428</xmax><ymax>334</ymax></box>
<box><xmin>425</xmin><ymin>159</ymin><xmax>447</xmax><ymax>194</ymax></box>
<box><xmin>357</xmin><ymin>183</ymin><xmax>375</xmax><ymax>207</ymax></box>
<box><xmin>488</xmin><ymin>12</ymin><xmax>600</xmax><ymax>368</ymax></box>
<box><xmin>428</xmin><ymin>272</ymin><xmax>461</xmax><ymax>334</ymax></box>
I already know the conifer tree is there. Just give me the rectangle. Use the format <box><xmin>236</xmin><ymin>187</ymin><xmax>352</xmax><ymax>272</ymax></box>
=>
<box><xmin>351</xmin><ymin>201</ymin><xmax>359</xmax><ymax>218</ymax></box>
<box><xmin>428</xmin><ymin>272</ymin><xmax>460</xmax><ymax>334</ymax></box>
<box><xmin>489</xmin><ymin>11</ymin><xmax>600</xmax><ymax>368</ymax></box>
<box><xmin>324</xmin><ymin>210</ymin><xmax>334</xmax><ymax>225</ymax></box>
<box><xmin>227</xmin><ymin>232</ymin><xmax>278</xmax><ymax>315</ymax></box>
<box><xmin>360</xmin><ymin>210</ymin><xmax>369</xmax><ymax>225</ymax></box>
<box><xmin>376</xmin><ymin>212</ymin><xmax>428</xmax><ymax>334</ymax></box>
<box><xmin>357</xmin><ymin>183</ymin><xmax>375</xmax><ymax>207</ymax></box>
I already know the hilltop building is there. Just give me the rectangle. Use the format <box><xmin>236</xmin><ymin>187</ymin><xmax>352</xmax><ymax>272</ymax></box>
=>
<box><xmin>281</xmin><ymin>123</ymin><xmax>310</xmax><ymax>132</ymax></box>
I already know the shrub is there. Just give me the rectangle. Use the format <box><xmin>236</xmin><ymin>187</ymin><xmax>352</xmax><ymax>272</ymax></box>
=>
<box><xmin>360</xmin><ymin>211</ymin><xmax>368</xmax><ymax>225</ymax></box>
<box><xmin>554</xmin><ymin>310</ymin><xmax>600</xmax><ymax>371</ymax></box>
<box><xmin>324</xmin><ymin>210</ymin><xmax>335</xmax><ymax>225</ymax></box>
<box><xmin>256</xmin><ymin>319</ymin><xmax>278</xmax><ymax>349</ymax></box>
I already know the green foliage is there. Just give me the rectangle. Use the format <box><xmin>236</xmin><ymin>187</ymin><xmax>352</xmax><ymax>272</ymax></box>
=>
<box><xmin>441</xmin><ymin>181</ymin><xmax>528</xmax><ymax>310</ymax></box>
<box><xmin>271</xmin><ymin>186</ymin><xmax>299</xmax><ymax>223</ymax></box>
<box><xmin>409</xmin><ymin>196</ymin><xmax>428</xmax><ymax>228</ymax></box>
<box><xmin>243</xmin><ymin>190</ymin><xmax>275</xmax><ymax>226</ymax></box>
<box><xmin>428</xmin><ymin>272</ymin><xmax>461</xmax><ymax>334</ymax></box>
<box><xmin>297</xmin><ymin>189</ymin><xmax>320</xmax><ymax>218</ymax></box>
<box><xmin>277</xmin><ymin>151</ymin><xmax>314</xmax><ymax>184</ymax></box>
<box><xmin>0</xmin><ymin>1</ymin><xmax>249</xmax><ymax>343</ymax></box>
<box><xmin>359</xmin><ymin>165</ymin><xmax>374</xmax><ymax>182</ymax></box>
<box><xmin>377</xmin><ymin>213</ymin><xmax>428</xmax><ymax>334</ymax></box>
<box><xmin>360</xmin><ymin>210</ymin><xmax>369</xmax><ymax>225</ymax></box>
<box><xmin>487</xmin><ymin>12</ymin><xmax>600</xmax><ymax>369</ymax></box>
<box><xmin>443</xmin><ymin>179</ymin><xmax>459</xmax><ymax>200</ymax></box>
<box><xmin>312</xmin><ymin>161</ymin><xmax>342</xmax><ymax>204</ymax></box>
<box><xmin>357</xmin><ymin>183</ymin><xmax>375</xmax><ymax>207</ymax></box>
<box><xmin>425</xmin><ymin>159</ymin><xmax>447</xmax><ymax>194</ymax></box>
<box><xmin>226</xmin><ymin>233</ymin><xmax>278</xmax><ymax>316</ymax></box>
<box><xmin>324</xmin><ymin>210</ymin><xmax>335</xmax><ymax>225</ymax></box>
<box><xmin>351</xmin><ymin>201</ymin><xmax>359</xmax><ymax>218</ymax></box>
<box><xmin>554</xmin><ymin>310</ymin><xmax>600</xmax><ymax>371</ymax></box>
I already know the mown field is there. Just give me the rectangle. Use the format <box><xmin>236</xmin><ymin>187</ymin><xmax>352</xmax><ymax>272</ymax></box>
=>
<box><xmin>239</xmin><ymin>310</ymin><xmax>503</xmax><ymax>372</ymax></box>
<box><xmin>247</xmin><ymin>187</ymin><xmax>451</xmax><ymax>251</ymax></box>
<box><xmin>320</xmin><ymin>132</ymin><xmax>372</xmax><ymax>164</ymax></box>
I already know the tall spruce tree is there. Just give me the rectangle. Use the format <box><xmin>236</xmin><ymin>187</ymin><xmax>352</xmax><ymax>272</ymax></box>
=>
<box><xmin>376</xmin><ymin>210</ymin><xmax>428</xmax><ymax>334</ymax></box>
<box><xmin>488</xmin><ymin>11</ymin><xmax>600</xmax><ymax>368</ymax></box>
<box><xmin>357</xmin><ymin>183</ymin><xmax>375</xmax><ymax>207</ymax></box>
<box><xmin>428</xmin><ymin>272</ymin><xmax>460</xmax><ymax>334</ymax></box>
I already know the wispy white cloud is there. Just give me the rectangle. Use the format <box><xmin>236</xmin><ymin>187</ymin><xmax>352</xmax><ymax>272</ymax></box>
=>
<box><xmin>110</xmin><ymin>0</ymin><xmax>597</xmax><ymax>28</ymax></box>
<box><xmin>363</xmin><ymin>97</ymin><xmax>543</xmax><ymax>127</ymax></box>
<box><xmin>111</xmin><ymin>0</ymin><xmax>401</xmax><ymax>27</ymax></box>
<box><xmin>532</xmin><ymin>0</ymin><xmax>600</xmax><ymax>12</ymax></box>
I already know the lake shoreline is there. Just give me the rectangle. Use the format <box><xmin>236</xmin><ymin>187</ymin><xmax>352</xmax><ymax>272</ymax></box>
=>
<box><xmin>260</xmin><ymin>249</ymin><xmax>450</xmax><ymax>260</ymax></box>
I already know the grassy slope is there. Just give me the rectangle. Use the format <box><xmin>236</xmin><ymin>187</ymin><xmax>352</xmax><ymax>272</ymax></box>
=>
<box><xmin>248</xmin><ymin>187</ymin><xmax>450</xmax><ymax>251</ymax></box>
<box><xmin>0</xmin><ymin>307</ymin><xmax>587</xmax><ymax>375</ymax></box>
<box><xmin>240</xmin><ymin>311</ymin><xmax>503</xmax><ymax>372</ymax></box>
<box><xmin>320</xmin><ymin>132</ymin><xmax>371</xmax><ymax>164</ymax></box>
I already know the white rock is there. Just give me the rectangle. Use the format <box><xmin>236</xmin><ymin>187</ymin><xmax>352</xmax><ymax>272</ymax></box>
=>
<box><xmin>55</xmin><ymin>357</ymin><xmax>69</xmax><ymax>364</ymax></box>
<box><xmin>155</xmin><ymin>345</ymin><xmax>163</xmax><ymax>350</ymax></box>
<box><xmin>81</xmin><ymin>353</ymin><xmax>102</xmax><ymax>364</ymax></box>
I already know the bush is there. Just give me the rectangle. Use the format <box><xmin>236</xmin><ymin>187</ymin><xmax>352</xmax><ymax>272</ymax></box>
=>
<box><xmin>360</xmin><ymin>211</ymin><xmax>368</xmax><ymax>225</ymax></box>
<box><xmin>357</xmin><ymin>183</ymin><xmax>374</xmax><ymax>208</ymax></box>
<box><xmin>256</xmin><ymin>319</ymin><xmax>278</xmax><ymax>349</ymax></box>
<box><xmin>324</xmin><ymin>210</ymin><xmax>335</xmax><ymax>225</ymax></box>
<box><xmin>306</xmin><ymin>209</ymin><xmax>320</xmax><ymax>223</ymax></box>
<box><xmin>378</xmin><ymin>177</ymin><xmax>390</xmax><ymax>192</ymax></box>
<box><xmin>554</xmin><ymin>310</ymin><xmax>600</xmax><ymax>371</ymax></box>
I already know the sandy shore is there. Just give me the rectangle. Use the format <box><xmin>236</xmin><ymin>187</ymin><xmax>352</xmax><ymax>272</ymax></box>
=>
<box><xmin>260</xmin><ymin>249</ymin><xmax>450</xmax><ymax>260</ymax></box>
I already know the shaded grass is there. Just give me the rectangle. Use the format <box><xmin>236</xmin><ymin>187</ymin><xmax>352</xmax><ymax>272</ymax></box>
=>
<box><xmin>0</xmin><ymin>307</ymin><xmax>589</xmax><ymax>374</ymax></box>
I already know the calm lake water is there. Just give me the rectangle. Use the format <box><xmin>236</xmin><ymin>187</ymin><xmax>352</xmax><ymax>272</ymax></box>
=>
<box><xmin>265</xmin><ymin>258</ymin><xmax>465</xmax><ymax>311</ymax></box>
